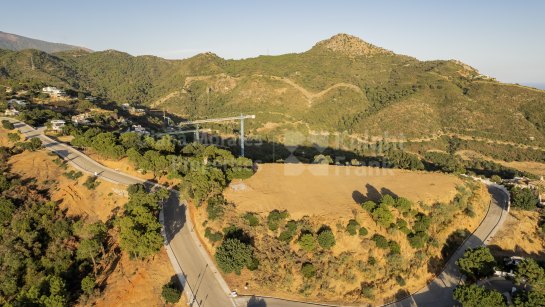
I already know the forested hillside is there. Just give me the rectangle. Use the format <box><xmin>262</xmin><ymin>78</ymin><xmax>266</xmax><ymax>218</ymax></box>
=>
<box><xmin>1</xmin><ymin>33</ymin><xmax>544</xmax><ymax>147</ymax></box>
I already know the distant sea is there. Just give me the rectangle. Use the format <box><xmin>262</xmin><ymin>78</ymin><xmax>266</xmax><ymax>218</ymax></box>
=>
<box><xmin>521</xmin><ymin>83</ymin><xmax>545</xmax><ymax>90</ymax></box>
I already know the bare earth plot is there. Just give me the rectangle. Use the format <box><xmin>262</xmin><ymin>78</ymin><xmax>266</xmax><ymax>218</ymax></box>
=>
<box><xmin>225</xmin><ymin>163</ymin><xmax>463</xmax><ymax>219</ymax></box>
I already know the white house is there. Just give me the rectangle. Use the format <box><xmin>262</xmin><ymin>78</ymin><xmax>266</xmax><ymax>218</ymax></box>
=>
<box><xmin>7</xmin><ymin>99</ymin><xmax>28</xmax><ymax>106</ymax></box>
<box><xmin>131</xmin><ymin>124</ymin><xmax>150</xmax><ymax>136</ymax></box>
<box><xmin>50</xmin><ymin>120</ymin><xmax>66</xmax><ymax>131</ymax></box>
<box><xmin>42</xmin><ymin>86</ymin><xmax>66</xmax><ymax>97</ymax></box>
<box><xmin>4</xmin><ymin>109</ymin><xmax>19</xmax><ymax>116</ymax></box>
<box><xmin>71</xmin><ymin>114</ymin><xmax>91</xmax><ymax>126</ymax></box>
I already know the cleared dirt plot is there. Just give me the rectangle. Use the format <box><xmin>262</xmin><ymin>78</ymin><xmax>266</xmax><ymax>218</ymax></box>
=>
<box><xmin>225</xmin><ymin>163</ymin><xmax>464</xmax><ymax>219</ymax></box>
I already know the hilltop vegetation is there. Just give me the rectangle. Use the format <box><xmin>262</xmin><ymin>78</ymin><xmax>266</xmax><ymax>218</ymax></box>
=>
<box><xmin>1</xmin><ymin>33</ymin><xmax>544</xmax><ymax>152</ymax></box>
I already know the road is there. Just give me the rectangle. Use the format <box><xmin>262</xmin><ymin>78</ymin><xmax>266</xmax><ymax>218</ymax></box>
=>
<box><xmin>4</xmin><ymin>119</ymin><xmax>234</xmax><ymax>307</ymax></box>
<box><xmin>386</xmin><ymin>185</ymin><xmax>509</xmax><ymax>307</ymax></box>
<box><xmin>3</xmin><ymin>118</ymin><xmax>509</xmax><ymax>307</ymax></box>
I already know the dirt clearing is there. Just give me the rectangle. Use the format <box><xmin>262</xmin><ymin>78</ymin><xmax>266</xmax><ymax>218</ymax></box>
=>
<box><xmin>225</xmin><ymin>163</ymin><xmax>463</xmax><ymax>219</ymax></box>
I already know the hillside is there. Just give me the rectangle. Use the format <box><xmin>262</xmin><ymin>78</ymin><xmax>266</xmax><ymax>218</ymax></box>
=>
<box><xmin>0</xmin><ymin>31</ymin><xmax>90</xmax><ymax>53</ymax></box>
<box><xmin>1</xmin><ymin>33</ymin><xmax>545</xmax><ymax>148</ymax></box>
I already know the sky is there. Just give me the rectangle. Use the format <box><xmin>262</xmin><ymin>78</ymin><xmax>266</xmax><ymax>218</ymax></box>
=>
<box><xmin>2</xmin><ymin>0</ymin><xmax>545</xmax><ymax>84</ymax></box>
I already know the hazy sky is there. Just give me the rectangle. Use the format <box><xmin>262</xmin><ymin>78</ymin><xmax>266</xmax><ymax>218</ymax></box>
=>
<box><xmin>2</xmin><ymin>0</ymin><xmax>545</xmax><ymax>84</ymax></box>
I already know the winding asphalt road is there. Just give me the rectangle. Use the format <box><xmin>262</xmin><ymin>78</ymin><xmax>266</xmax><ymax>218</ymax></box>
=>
<box><xmin>2</xmin><ymin>117</ymin><xmax>509</xmax><ymax>307</ymax></box>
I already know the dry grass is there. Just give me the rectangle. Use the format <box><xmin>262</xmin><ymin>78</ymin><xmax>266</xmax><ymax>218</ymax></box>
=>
<box><xmin>489</xmin><ymin>210</ymin><xmax>545</xmax><ymax>261</ymax></box>
<box><xmin>225</xmin><ymin>163</ymin><xmax>463</xmax><ymax>219</ymax></box>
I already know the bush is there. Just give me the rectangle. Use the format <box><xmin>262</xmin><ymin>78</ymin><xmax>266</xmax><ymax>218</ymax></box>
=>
<box><xmin>317</xmin><ymin>228</ymin><xmax>336</xmax><ymax>249</ymax></box>
<box><xmin>407</xmin><ymin>231</ymin><xmax>428</xmax><ymax>249</ymax></box>
<box><xmin>361</xmin><ymin>283</ymin><xmax>375</xmax><ymax>299</ymax></box>
<box><xmin>215</xmin><ymin>238</ymin><xmax>255</xmax><ymax>274</ymax></box>
<box><xmin>413</xmin><ymin>213</ymin><xmax>431</xmax><ymax>232</ymax></box>
<box><xmin>372</xmin><ymin>234</ymin><xmax>389</xmax><ymax>249</ymax></box>
<box><xmin>299</xmin><ymin>233</ymin><xmax>316</xmax><ymax>252</ymax></box>
<box><xmin>388</xmin><ymin>240</ymin><xmax>401</xmax><ymax>254</ymax></box>
<box><xmin>278</xmin><ymin>220</ymin><xmax>298</xmax><ymax>242</ymax></box>
<box><xmin>346</xmin><ymin>219</ymin><xmax>360</xmax><ymax>236</ymax></box>
<box><xmin>453</xmin><ymin>284</ymin><xmax>505</xmax><ymax>306</ymax></box>
<box><xmin>205</xmin><ymin>227</ymin><xmax>223</xmax><ymax>243</ymax></box>
<box><xmin>63</xmin><ymin>170</ymin><xmax>83</xmax><ymax>180</ymax></box>
<box><xmin>83</xmin><ymin>176</ymin><xmax>100</xmax><ymax>190</ymax></box>
<box><xmin>161</xmin><ymin>282</ymin><xmax>181</xmax><ymax>304</ymax></box>
<box><xmin>456</xmin><ymin>247</ymin><xmax>496</xmax><ymax>280</ymax></box>
<box><xmin>243</xmin><ymin>212</ymin><xmax>259</xmax><ymax>226</ymax></box>
<box><xmin>490</xmin><ymin>175</ymin><xmax>502</xmax><ymax>184</ymax></box>
<box><xmin>206</xmin><ymin>195</ymin><xmax>225</xmax><ymax>220</ymax></box>
<box><xmin>394</xmin><ymin>197</ymin><xmax>412</xmax><ymax>212</ymax></box>
<box><xmin>362</xmin><ymin>200</ymin><xmax>377</xmax><ymax>212</ymax></box>
<box><xmin>301</xmin><ymin>263</ymin><xmax>316</xmax><ymax>278</ymax></box>
<box><xmin>381</xmin><ymin>194</ymin><xmax>396</xmax><ymax>206</ymax></box>
<box><xmin>510</xmin><ymin>186</ymin><xmax>539</xmax><ymax>210</ymax></box>
<box><xmin>267</xmin><ymin>210</ymin><xmax>288</xmax><ymax>231</ymax></box>
<box><xmin>7</xmin><ymin>132</ymin><xmax>20</xmax><ymax>142</ymax></box>
<box><xmin>81</xmin><ymin>275</ymin><xmax>96</xmax><ymax>295</ymax></box>
<box><xmin>358</xmin><ymin>226</ymin><xmax>368</xmax><ymax>236</ymax></box>
<box><xmin>371</xmin><ymin>204</ymin><xmax>394</xmax><ymax>228</ymax></box>
<box><xmin>1</xmin><ymin>120</ymin><xmax>14</xmax><ymax>130</ymax></box>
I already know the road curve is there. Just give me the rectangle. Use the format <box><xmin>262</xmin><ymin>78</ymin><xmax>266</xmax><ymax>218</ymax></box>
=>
<box><xmin>3</xmin><ymin>118</ymin><xmax>233</xmax><ymax>307</ymax></box>
<box><xmin>2</xmin><ymin>118</ymin><xmax>509</xmax><ymax>307</ymax></box>
<box><xmin>386</xmin><ymin>185</ymin><xmax>509</xmax><ymax>307</ymax></box>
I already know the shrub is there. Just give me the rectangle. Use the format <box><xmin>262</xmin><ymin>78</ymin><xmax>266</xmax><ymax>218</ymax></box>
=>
<box><xmin>1</xmin><ymin>120</ymin><xmax>14</xmax><ymax>130</ymax></box>
<box><xmin>161</xmin><ymin>282</ymin><xmax>181</xmax><ymax>304</ymax></box>
<box><xmin>413</xmin><ymin>212</ymin><xmax>431</xmax><ymax>232</ymax></box>
<box><xmin>362</xmin><ymin>200</ymin><xmax>377</xmax><ymax>212</ymax></box>
<box><xmin>301</xmin><ymin>263</ymin><xmax>316</xmax><ymax>278</ymax></box>
<box><xmin>215</xmin><ymin>238</ymin><xmax>255</xmax><ymax>274</ymax></box>
<box><xmin>317</xmin><ymin>228</ymin><xmax>336</xmax><ymax>249</ymax></box>
<box><xmin>490</xmin><ymin>175</ymin><xmax>502</xmax><ymax>184</ymax></box>
<box><xmin>372</xmin><ymin>234</ymin><xmax>389</xmax><ymax>249</ymax></box>
<box><xmin>63</xmin><ymin>170</ymin><xmax>83</xmax><ymax>180</ymax></box>
<box><xmin>394</xmin><ymin>197</ymin><xmax>412</xmax><ymax>212</ymax></box>
<box><xmin>206</xmin><ymin>195</ymin><xmax>225</xmax><ymax>220</ymax></box>
<box><xmin>7</xmin><ymin>132</ymin><xmax>20</xmax><ymax>142</ymax></box>
<box><xmin>407</xmin><ymin>232</ymin><xmax>428</xmax><ymax>249</ymax></box>
<box><xmin>83</xmin><ymin>176</ymin><xmax>100</xmax><ymax>190</ymax></box>
<box><xmin>358</xmin><ymin>227</ymin><xmax>368</xmax><ymax>236</ymax></box>
<box><xmin>380</xmin><ymin>194</ymin><xmax>396</xmax><ymax>206</ymax></box>
<box><xmin>204</xmin><ymin>227</ymin><xmax>223</xmax><ymax>243</ymax></box>
<box><xmin>267</xmin><ymin>210</ymin><xmax>288</xmax><ymax>231</ymax></box>
<box><xmin>371</xmin><ymin>204</ymin><xmax>394</xmax><ymax>228</ymax></box>
<box><xmin>395</xmin><ymin>276</ymin><xmax>406</xmax><ymax>286</ymax></box>
<box><xmin>299</xmin><ymin>233</ymin><xmax>316</xmax><ymax>252</ymax></box>
<box><xmin>456</xmin><ymin>247</ymin><xmax>496</xmax><ymax>280</ymax></box>
<box><xmin>278</xmin><ymin>220</ymin><xmax>298</xmax><ymax>242</ymax></box>
<box><xmin>388</xmin><ymin>240</ymin><xmax>401</xmax><ymax>254</ymax></box>
<box><xmin>510</xmin><ymin>186</ymin><xmax>539</xmax><ymax>210</ymax></box>
<box><xmin>346</xmin><ymin>219</ymin><xmax>360</xmax><ymax>236</ymax></box>
<box><xmin>243</xmin><ymin>212</ymin><xmax>259</xmax><ymax>226</ymax></box>
<box><xmin>361</xmin><ymin>284</ymin><xmax>375</xmax><ymax>299</ymax></box>
<box><xmin>81</xmin><ymin>275</ymin><xmax>96</xmax><ymax>295</ymax></box>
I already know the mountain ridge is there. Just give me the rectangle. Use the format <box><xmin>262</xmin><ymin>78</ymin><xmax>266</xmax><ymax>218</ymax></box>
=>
<box><xmin>0</xmin><ymin>33</ymin><xmax>544</xmax><ymax>148</ymax></box>
<box><xmin>0</xmin><ymin>31</ymin><xmax>91</xmax><ymax>54</ymax></box>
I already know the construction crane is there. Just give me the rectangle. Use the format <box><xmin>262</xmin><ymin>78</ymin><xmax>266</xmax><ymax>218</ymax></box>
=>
<box><xmin>177</xmin><ymin>114</ymin><xmax>256</xmax><ymax>156</ymax></box>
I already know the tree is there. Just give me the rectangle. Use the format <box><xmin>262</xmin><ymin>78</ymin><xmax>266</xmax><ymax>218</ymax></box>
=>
<box><xmin>161</xmin><ymin>282</ymin><xmax>181</xmax><ymax>304</ymax></box>
<box><xmin>371</xmin><ymin>204</ymin><xmax>394</xmax><ymax>228</ymax></box>
<box><xmin>372</xmin><ymin>234</ymin><xmax>389</xmax><ymax>249</ymax></box>
<box><xmin>453</xmin><ymin>284</ymin><xmax>505</xmax><ymax>307</ymax></box>
<box><xmin>81</xmin><ymin>275</ymin><xmax>96</xmax><ymax>295</ymax></box>
<box><xmin>362</xmin><ymin>200</ymin><xmax>377</xmax><ymax>212</ymax></box>
<box><xmin>317</xmin><ymin>228</ymin><xmax>336</xmax><ymax>249</ymax></box>
<box><xmin>299</xmin><ymin>233</ymin><xmax>316</xmax><ymax>252</ymax></box>
<box><xmin>456</xmin><ymin>247</ymin><xmax>496</xmax><ymax>280</ymax></box>
<box><xmin>215</xmin><ymin>238</ymin><xmax>255</xmax><ymax>274</ymax></box>
<box><xmin>77</xmin><ymin>239</ymin><xmax>101</xmax><ymax>275</ymax></box>
<box><xmin>490</xmin><ymin>175</ymin><xmax>502</xmax><ymax>184</ymax></box>
<box><xmin>515</xmin><ymin>259</ymin><xmax>545</xmax><ymax>291</ymax></box>
<box><xmin>346</xmin><ymin>219</ymin><xmax>360</xmax><ymax>236</ymax></box>
<box><xmin>513</xmin><ymin>290</ymin><xmax>545</xmax><ymax>306</ymax></box>
<box><xmin>267</xmin><ymin>210</ymin><xmax>288</xmax><ymax>231</ymax></box>
<box><xmin>510</xmin><ymin>187</ymin><xmax>539</xmax><ymax>210</ymax></box>
<box><xmin>301</xmin><ymin>263</ymin><xmax>316</xmax><ymax>278</ymax></box>
<box><xmin>394</xmin><ymin>197</ymin><xmax>412</xmax><ymax>212</ymax></box>
<box><xmin>381</xmin><ymin>194</ymin><xmax>396</xmax><ymax>206</ymax></box>
<box><xmin>207</xmin><ymin>195</ymin><xmax>225</xmax><ymax>220</ymax></box>
<box><xmin>154</xmin><ymin>135</ymin><xmax>176</xmax><ymax>153</ymax></box>
<box><xmin>358</xmin><ymin>227</ymin><xmax>368</xmax><ymax>236</ymax></box>
<box><xmin>120</xmin><ymin>132</ymin><xmax>145</xmax><ymax>150</ymax></box>
<box><xmin>1</xmin><ymin>120</ymin><xmax>14</xmax><ymax>130</ymax></box>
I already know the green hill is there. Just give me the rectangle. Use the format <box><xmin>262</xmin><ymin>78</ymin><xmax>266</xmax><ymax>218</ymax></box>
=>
<box><xmin>0</xmin><ymin>31</ymin><xmax>91</xmax><ymax>53</ymax></box>
<box><xmin>1</xmin><ymin>33</ymin><xmax>544</xmax><ymax>148</ymax></box>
